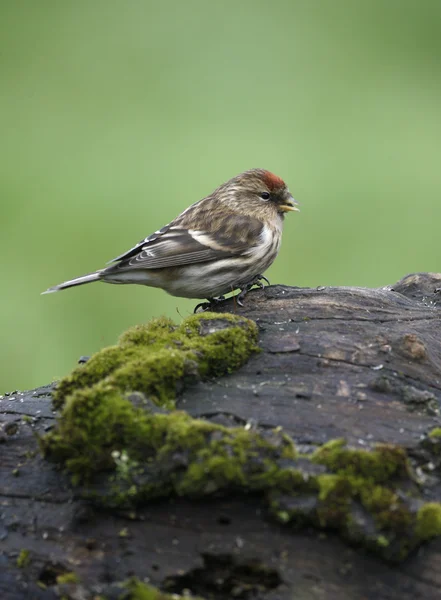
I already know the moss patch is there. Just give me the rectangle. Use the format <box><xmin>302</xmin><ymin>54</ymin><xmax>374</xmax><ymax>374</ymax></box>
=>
<box><xmin>42</xmin><ymin>399</ymin><xmax>298</xmax><ymax>492</ymax></box>
<box><xmin>119</xmin><ymin>577</ymin><xmax>206</xmax><ymax>599</ymax></box>
<box><xmin>42</xmin><ymin>313</ymin><xmax>259</xmax><ymax>481</ymax></box>
<box><xmin>298</xmin><ymin>441</ymin><xmax>425</xmax><ymax>559</ymax></box>
<box><xmin>428</xmin><ymin>427</ymin><xmax>441</xmax><ymax>439</ymax></box>
<box><xmin>415</xmin><ymin>503</ymin><xmax>441</xmax><ymax>539</ymax></box>
<box><xmin>16</xmin><ymin>549</ymin><xmax>30</xmax><ymax>568</ymax></box>
<box><xmin>56</xmin><ymin>572</ymin><xmax>80</xmax><ymax>585</ymax></box>
<box><xmin>312</xmin><ymin>438</ymin><xmax>410</xmax><ymax>482</ymax></box>
<box><xmin>420</xmin><ymin>427</ymin><xmax>441</xmax><ymax>459</ymax></box>
<box><xmin>120</xmin><ymin>577</ymin><xmax>203</xmax><ymax>600</ymax></box>
<box><xmin>42</xmin><ymin>393</ymin><xmax>441</xmax><ymax>561</ymax></box>
<box><xmin>52</xmin><ymin>312</ymin><xmax>259</xmax><ymax>411</ymax></box>
<box><xmin>41</xmin><ymin>313</ymin><xmax>441</xmax><ymax>563</ymax></box>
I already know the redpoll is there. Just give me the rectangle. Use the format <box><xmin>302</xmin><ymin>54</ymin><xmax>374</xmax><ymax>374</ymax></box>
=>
<box><xmin>42</xmin><ymin>169</ymin><xmax>298</xmax><ymax>305</ymax></box>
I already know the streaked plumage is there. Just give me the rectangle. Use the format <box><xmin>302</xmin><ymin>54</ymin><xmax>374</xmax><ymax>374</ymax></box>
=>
<box><xmin>42</xmin><ymin>169</ymin><xmax>298</xmax><ymax>302</ymax></box>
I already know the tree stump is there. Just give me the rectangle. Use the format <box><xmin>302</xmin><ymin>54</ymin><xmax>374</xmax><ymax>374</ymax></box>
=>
<box><xmin>2</xmin><ymin>273</ymin><xmax>441</xmax><ymax>600</ymax></box>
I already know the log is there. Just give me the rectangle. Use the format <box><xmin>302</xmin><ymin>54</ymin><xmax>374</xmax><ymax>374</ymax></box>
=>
<box><xmin>1</xmin><ymin>272</ymin><xmax>441</xmax><ymax>600</ymax></box>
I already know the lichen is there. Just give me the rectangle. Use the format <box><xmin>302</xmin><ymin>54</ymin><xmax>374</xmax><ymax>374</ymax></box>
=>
<box><xmin>51</xmin><ymin>313</ymin><xmax>259</xmax><ymax>411</ymax></box>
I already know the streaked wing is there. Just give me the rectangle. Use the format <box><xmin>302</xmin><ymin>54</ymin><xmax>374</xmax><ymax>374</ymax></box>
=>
<box><xmin>112</xmin><ymin>229</ymin><xmax>228</xmax><ymax>270</ymax></box>
<box><xmin>107</xmin><ymin>224</ymin><xmax>173</xmax><ymax>264</ymax></box>
<box><xmin>105</xmin><ymin>213</ymin><xmax>264</xmax><ymax>272</ymax></box>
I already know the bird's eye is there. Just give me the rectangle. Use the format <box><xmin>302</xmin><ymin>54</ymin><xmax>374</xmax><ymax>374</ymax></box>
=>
<box><xmin>260</xmin><ymin>192</ymin><xmax>270</xmax><ymax>200</ymax></box>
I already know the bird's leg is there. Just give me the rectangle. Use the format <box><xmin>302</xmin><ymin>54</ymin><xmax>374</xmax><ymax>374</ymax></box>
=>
<box><xmin>194</xmin><ymin>275</ymin><xmax>269</xmax><ymax>311</ymax></box>
<box><xmin>236</xmin><ymin>284</ymin><xmax>254</xmax><ymax>306</ymax></box>
<box><xmin>193</xmin><ymin>296</ymin><xmax>226</xmax><ymax>313</ymax></box>
<box><xmin>236</xmin><ymin>275</ymin><xmax>270</xmax><ymax>307</ymax></box>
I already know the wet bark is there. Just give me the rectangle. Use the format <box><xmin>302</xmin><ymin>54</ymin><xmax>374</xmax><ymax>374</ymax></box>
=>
<box><xmin>1</xmin><ymin>273</ymin><xmax>441</xmax><ymax>599</ymax></box>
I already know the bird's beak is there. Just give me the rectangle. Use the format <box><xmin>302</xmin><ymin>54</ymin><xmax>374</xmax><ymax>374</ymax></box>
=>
<box><xmin>279</xmin><ymin>195</ymin><xmax>300</xmax><ymax>213</ymax></box>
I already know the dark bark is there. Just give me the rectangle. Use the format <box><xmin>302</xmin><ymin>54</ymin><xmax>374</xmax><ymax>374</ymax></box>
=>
<box><xmin>1</xmin><ymin>273</ymin><xmax>441</xmax><ymax>599</ymax></box>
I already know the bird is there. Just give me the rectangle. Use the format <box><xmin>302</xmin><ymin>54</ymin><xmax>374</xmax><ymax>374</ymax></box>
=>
<box><xmin>42</xmin><ymin>168</ymin><xmax>299</xmax><ymax>308</ymax></box>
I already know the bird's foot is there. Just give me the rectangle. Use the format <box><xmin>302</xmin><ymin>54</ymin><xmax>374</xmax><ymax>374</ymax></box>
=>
<box><xmin>194</xmin><ymin>276</ymin><xmax>270</xmax><ymax>311</ymax></box>
<box><xmin>255</xmin><ymin>274</ymin><xmax>270</xmax><ymax>288</ymax></box>
<box><xmin>236</xmin><ymin>275</ymin><xmax>270</xmax><ymax>307</ymax></box>
<box><xmin>193</xmin><ymin>296</ymin><xmax>226</xmax><ymax>313</ymax></box>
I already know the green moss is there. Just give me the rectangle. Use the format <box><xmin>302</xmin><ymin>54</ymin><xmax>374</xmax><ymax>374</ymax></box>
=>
<box><xmin>174</xmin><ymin>426</ymin><xmax>300</xmax><ymax>497</ymax></box>
<box><xmin>56</xmin><ymin>572</ymin><xmax>80</xmax><ymax>585</ymax></box>
<box><xmin>303</xmin><ymin>440</ymin><xmax>422</xmax><ymax>559</ymax></box>
<box><xmin>43</xmin><ymin>401</ymin><xmax>298</xmax><ymax>498</ymax></box>
<box><xmin>312</xmin><ymin>439</ymin><xmax>409</xmax><ymax>482</ymax></box>
<box><xmin>315</xmin><ymin>475</ymin><xmax>352</xmax><ymax>528</ymax></box>
<box><xmin>421</xmin><ymin>428</ymin><xmax>441</xmax><ymax>458</ymax></box>
<box><xmin>428</xmin><ymin>427</ymin><xmax>441</xmax><ymax>438</ymax></box>
<box><xmin>42</xmin><ymin>313</ymin><xmax>260</xmax><ymax>481</ymax></box>
<box><xmin>120</xmin><ymin>577</ymin><xmax>206</xmax><ymax>599</ymax></box>
<box><xmin>376</xmin><ymin>535</ymin><xmax>389</xmax><ymax>548</ymax></box>
<box><xmin>415</xmin><ymin>503</ymin><xmax>441</xmax><ymax>539</ymax></box>
<box><xmin>52</xmin><ymin>313</ymin><xmax>259</xmax><ymax>411</ymax></box>
<box><xmin>40</xmin><ymin>313</ymin><xmax>441</xmax><ymax>563</ymax></box>
<box><xmin>42</xmin><ymin>390</ymin><xmax>441</xmax><ymax>562</ymax></box>
<box><xmin>16</xmin><ymin>549</ymin><xmax>30</xmax><ymax>568</ymax></box>
<box><xmin>271</xmin><ymin>439</ymin><xmax>441</xmax><ymax>560</ymax></box>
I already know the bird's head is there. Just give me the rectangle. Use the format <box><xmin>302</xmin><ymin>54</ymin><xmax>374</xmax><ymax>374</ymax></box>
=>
<box><xmin>220</xmin><ymin>169</ymin><xmax>299</xmax><ymax>217</ymax></box>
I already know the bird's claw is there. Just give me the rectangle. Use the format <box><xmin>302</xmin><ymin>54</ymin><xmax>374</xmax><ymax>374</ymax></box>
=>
<box><xmin>193</xmin><ymin>296</ymin><xmax>226</xmax><ymax>313</ymax></box>
<box><xmin>257</xmin><ymin>275</ymin><xmax>270</xmax><ymax>287</ymax></box>
<box><xmin>236</xmin><ymin>285</ymin><xmax>252</xmax><ymax>306</ymax></box>
<box><xmin>194</xmin><ymin>275</ymin><xmax>270</xmax><ymax>312</ymax></box>
<box><xmin>252</xmin><ymin>275</ymin><xmax>270</xmax><ymax>290</ymax></box>
<box><xmin>236</xmin><ymin>274</ymin><xmax>270</xmax><ymax>306</ymax></box>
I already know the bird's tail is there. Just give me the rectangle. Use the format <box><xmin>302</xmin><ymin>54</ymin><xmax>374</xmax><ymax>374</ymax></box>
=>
<box><xmin>41</xmin><ymin>271</ymin><xmax>103</xmax><ymax>294</ymax></box>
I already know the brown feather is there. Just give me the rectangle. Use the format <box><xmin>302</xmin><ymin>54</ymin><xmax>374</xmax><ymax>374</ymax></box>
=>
<box><xmin>43</xmin><ymin>168</ymin><xmax>297</xmax><ymax>300</ymax></box>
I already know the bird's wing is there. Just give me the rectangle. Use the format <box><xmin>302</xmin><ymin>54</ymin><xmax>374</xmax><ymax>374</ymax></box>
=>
<box><xmin>107</xmin><ymin>223</ymin><xmax>176</xmax><ymax>264</ymax></box>
<box><xmin>105</xmin><ymin>214</ymin><xmax>263</xmax><ymax>272</ymax></box>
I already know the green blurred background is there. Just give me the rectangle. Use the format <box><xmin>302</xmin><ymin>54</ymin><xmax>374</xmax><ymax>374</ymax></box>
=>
<box><xmin>1</xmin><ymin>0</ymin><xmax>441</xmax><ymax>393</ymax></box>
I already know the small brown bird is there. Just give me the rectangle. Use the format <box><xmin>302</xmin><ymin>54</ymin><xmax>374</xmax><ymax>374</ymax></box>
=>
<box><xmin>42</xmin><ymin>169</ymin><xmax>298</xmax><ymax>306</ymax></box>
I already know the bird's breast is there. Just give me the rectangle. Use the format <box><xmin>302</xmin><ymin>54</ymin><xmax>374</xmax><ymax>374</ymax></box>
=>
<box><xmin>252</xmin><ymin>222</ymin><xmax>282</xmax><ymax>266</ymax></box>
